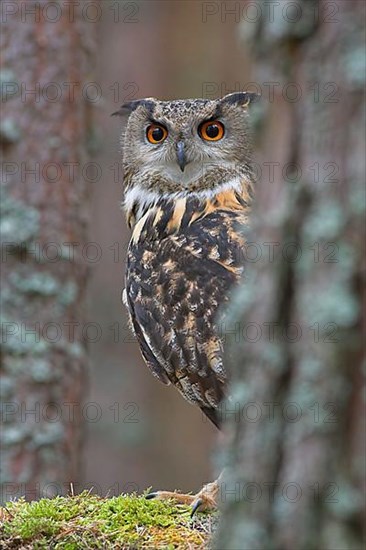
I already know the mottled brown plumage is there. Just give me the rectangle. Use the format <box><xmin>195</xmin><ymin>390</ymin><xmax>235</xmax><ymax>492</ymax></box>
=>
<box><xmin>126</xmin><ymin>189</ymin><xmax>250</xmax><ymax>427</ymax></box>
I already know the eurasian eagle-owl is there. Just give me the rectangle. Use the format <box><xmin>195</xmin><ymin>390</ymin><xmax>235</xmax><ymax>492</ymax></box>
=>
<box><xmin>114</xmin><ymin>91</ymin><xmax>258</xmax><ymax>511</ymax></box>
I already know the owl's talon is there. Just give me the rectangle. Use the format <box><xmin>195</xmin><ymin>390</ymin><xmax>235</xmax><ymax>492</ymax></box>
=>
<box><xmin>190</xmin><ymin>498</ymin><xmax>203</xmax><ymax>517</ymax></box>
<box><xmin>145</xmin><ymin>492</ymin><xmax>158</xmax><ymax>500</ymax></box>
<box><xmin>144</xmin><ymin>475</ymin><xmax>221</xmax><ymax>514</ymax></box>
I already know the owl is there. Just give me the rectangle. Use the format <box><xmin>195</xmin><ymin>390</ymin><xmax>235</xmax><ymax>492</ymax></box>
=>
<box><xmin>113</xmin><ymin>92</ymin><xmax>258</xmax><ymax>512</ymax></box>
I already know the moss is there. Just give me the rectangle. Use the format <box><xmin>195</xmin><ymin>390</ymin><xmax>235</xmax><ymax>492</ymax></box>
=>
<box><xmin>0</xmin><ymin>492</ymin><xmax>215</xmax><ymax>549</ymax></box>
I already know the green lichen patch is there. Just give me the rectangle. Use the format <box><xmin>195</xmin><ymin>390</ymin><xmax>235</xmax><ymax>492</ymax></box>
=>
<box><xmin>0</xmin><ymin>194</ymin><xmax>40</xmax><ymax>244</ymax></box>
<box><xmin>0</xmin><ymin>492</ymin><xmax>215</xmax><ymax>549</ymax></box>
<box><xmin>0</xmin><ymin>118</ymin><xmax>21</xmax><ymax>144</ymax></box>
<box><xmin>9</xmin><ymin>272</ymin><xmax>61</xmax><ymax>296</ymax></box>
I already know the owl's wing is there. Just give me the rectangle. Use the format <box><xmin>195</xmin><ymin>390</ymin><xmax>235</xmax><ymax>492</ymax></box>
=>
<box><xmin>125</xmin><ymin>208</ymin><xmax>245</xmax><ymax>427</ymax></box>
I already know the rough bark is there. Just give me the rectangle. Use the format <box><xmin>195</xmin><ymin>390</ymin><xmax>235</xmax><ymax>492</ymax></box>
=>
<box><xmin>215</xmin><ymin>1</ymin><xmax>365</xmax><ymax>549</ymax></box>
<box><xmin>1</xmin><ymin>1</ymin><xmax>95</xmax><ymax>503</ymax></box>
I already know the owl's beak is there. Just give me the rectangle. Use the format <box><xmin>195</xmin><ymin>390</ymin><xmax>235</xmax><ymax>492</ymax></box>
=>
<box><xmin>176</xmin><ymin>141</ymin><xmax>187</xmax><ymax>172</ymax></box>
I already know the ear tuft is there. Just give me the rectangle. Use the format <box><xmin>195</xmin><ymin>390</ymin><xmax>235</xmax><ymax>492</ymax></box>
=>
<box><xmin>220</xmin><ymin>92</ymin><xmax>260</xmax><ymax>108</ymax></box>
<box><xmin>111</xmin><ymin>98</ymin><xmax>156</xmax><ymax>117</ymax></box>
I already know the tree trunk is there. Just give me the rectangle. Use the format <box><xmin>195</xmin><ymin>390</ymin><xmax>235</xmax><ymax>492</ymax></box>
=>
<box><xmin>215</xmin><ymin>1</ymin><xmax>365</xmax><ymax>548</ymax></box>
<box><xmin>1</xmin><ymin>1</ymin><xmax>95</xmax><ymax>503</ymax></box>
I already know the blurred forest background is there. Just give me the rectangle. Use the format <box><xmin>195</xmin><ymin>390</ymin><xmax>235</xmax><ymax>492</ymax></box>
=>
<box><xmin>1</xmin><ymin>4</ymin><xmax>365</xmax><ymax>547</ymax></box>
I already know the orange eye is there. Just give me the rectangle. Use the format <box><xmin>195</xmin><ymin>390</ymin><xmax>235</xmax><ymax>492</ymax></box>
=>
<box><xmin>198</xmin><ymin>120</ymin><xmax>225</xmax><ymax>141</ymax></box>
<box><xmin>146</xmin><ymin>124</ymin><xmax>168</xmax><ymax>144</ymax></box>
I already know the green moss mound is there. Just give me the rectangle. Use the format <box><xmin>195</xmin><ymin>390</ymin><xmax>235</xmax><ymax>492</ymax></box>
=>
<box><xmin>0</xmin><ymin>491</ymin><xmax>217</xmax><ymax>549</ymax></box>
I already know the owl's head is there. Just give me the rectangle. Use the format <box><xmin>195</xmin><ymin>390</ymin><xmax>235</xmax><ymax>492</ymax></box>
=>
<box><xmin>114</xmin><ymin>92</ymin><xmax>259</xmax><ymax>214</ymax></box>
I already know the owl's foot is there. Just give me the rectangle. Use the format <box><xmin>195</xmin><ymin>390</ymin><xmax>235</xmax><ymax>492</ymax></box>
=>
<box><xmin>146</xmin><ymin>477</ymin><xmax>220</xmax><ymax>517</ymax></box>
